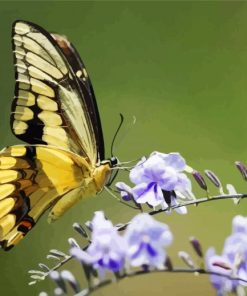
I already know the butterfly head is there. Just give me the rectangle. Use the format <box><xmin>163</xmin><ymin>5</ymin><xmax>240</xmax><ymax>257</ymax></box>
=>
<box><xmin>97</xmin><ymin>157</ymin><xmax>119</xmax><ymax>187</ymax></box>
<box><xmin>99</xmin><ymin>156</ymin><xmax>119</xmax><ymax>168</ymax></box>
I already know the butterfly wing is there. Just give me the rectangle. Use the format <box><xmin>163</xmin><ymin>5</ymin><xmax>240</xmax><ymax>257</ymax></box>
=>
<box><xmin>0</xmin><ymin>145</ymin><xmax>91</xmax><ymax>250</ymax></box>
<box><xmin>52</xmin><ymin>33</ymin><xmax>105</xmax><ymax>161</ymax></box>
<box><xmin>11</xmin><ymin>20</ymin><xmax>104</xmax><ymax>165</ymax></box>
<box><xmin>2</xmin><ymin>20</ymin><xmax>107</xmax><ymax>250</ymax></box>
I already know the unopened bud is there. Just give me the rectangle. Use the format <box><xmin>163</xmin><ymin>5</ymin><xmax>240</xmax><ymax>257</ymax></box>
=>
<box><xmin>189</xmin><ymin>237</ymin><xmax>203</xmax><ymax>257</ymax></box>
<box><xmin>192</xmin><ymin>171</ymin><xmax>207</xmax><ymax>191</ymax></box>
<box><xmin>61</xmin><ymin>270</ymin><xmax>80</xmax><ymax>293</ymax></box>
<box><xmin>49</xmin><ymin>271</ymin><xmax>67</xmax><ymax>293</ymax></box>
<box><xmin>164</xmin><ymin>256</ymin><xmax>173</xmax><ymax>271</ymax></box>
<box><xmin>178</xmin><ymin>251</ymin><xmax>196</xmax><ymax>269</ymax></box>
<box><xmin>235</xmin><ymin>161</ymin><xmax>247</xmax><ymax>181</ymax></box>
<box><xmin>204</xmin><ymin>170</ymin><xmax>221</xmax><ymax>188</ymax></box>
<box><xmin>73</xmin><ymin>223</ymin><xmax>88</xmax><ymax>238</ymax></box>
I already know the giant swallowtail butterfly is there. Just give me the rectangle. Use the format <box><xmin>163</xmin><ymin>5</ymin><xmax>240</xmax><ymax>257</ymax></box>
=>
<box><xmin>0</xmin><ymin>20</ymin><xmax>118</xmax><ymax>250</ymax></box>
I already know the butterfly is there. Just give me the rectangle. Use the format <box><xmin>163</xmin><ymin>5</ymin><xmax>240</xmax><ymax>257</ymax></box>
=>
<box><xmin>0</xmin><ymin>20</ymin><xmax>118</xmax><ymax>250</ymax></box>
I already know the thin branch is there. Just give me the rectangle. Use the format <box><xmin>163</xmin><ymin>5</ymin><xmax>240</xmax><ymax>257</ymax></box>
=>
<box><xmin>117</xmin><ymin>193</ymin><xmax>247</xmax><ymax>230</ymax></box>
<box><xmin>41</xmin><ymin>256</ymin><xmax>72</xmax><ymax>279</ymax></box>
<box><xmin>74</xmin><ymin>267</ymin><xmax>247</xmax><ymax>296</ymax></box>
<box><xmin>149</xmin><ymin>193</ymin><xmax>247</xmax><ymax>216</ymax></box>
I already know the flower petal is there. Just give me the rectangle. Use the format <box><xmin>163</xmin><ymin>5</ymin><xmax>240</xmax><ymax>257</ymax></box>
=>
<box><xmin>158</xmin><ymin>168</ymin><xmax>179</xmax><ymax>191</ymax></box>
<box><xmin>115</xmin><ymin>182</ymin><xmax>133</xmax><ymax>201</ymax></box>
<box><xmin>70</xmin><ymin>247</ymin><xmax>93</xmax><ymax>265</ymax></box>
<box><xmin>132</xmin><ymin>183</ymin><xmax>164</xmax><ymax>207</ymax></box>
<box><xmin>175</xmin><ymin>173</ymin><xmax>191</xmax><ymax>191</ymax></box>
<box><xmin>129</xmin><ymin>157</ymin><xmax>147</xmax><ymax>184</ymax></box>
<box><xmin>125</xmin><ymin>213</ymin><xmax>173</xmax><ymax>268</ymax></box>
<box><xmin>115</xmin><ymin>182</ymin><xmax>132</xmax><ymax>192</ymax></box>
<box><xmin>232</xmin><ymin>215</ymin><xmax>247</xmax><ymax>235</ymax></box>
<box><xmin>150</xmin><ymin>152</ymin><xmax>186</xmax><ymax>171</ymax></box>
<box><xmin>163</xmin><ymin>153</ymin><xmax>186</xmax><ymax>171</ymax></box>
<box><xmin>171</xmin><ymin>196</ymin><xmax>187</xmax><ymax>215</ymax></box>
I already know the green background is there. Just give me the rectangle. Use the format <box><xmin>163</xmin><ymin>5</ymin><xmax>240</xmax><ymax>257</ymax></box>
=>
<box><xmin>0</xmin><ymin>1</ymin><xmax>247</xmax><ymax>295</ymax></box>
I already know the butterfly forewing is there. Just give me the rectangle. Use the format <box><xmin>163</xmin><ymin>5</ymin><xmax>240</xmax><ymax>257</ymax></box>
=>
<box><xmin>52</xmin><ymin>33</ymin><xmax>105</xmax><ymax>161</ymax></box>
<box><xmin>11</xmin><ymin>20</ymin><xmax>104</xmax><ymax>165</ymax></box>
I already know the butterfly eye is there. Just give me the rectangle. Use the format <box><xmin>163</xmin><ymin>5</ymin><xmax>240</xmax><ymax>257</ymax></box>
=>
<box><xmin>109</xmin><ymin>157</ymin><xmax>118</xmax><ymax>167</ymax></box>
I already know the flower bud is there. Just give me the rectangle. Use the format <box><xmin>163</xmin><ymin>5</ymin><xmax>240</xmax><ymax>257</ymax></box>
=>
<box><xmin>178</xmin><ymin>251</ymin><xmax>196</xmax><ymax>269</ymax></box>
<box><xmin>73</xmin><ymin>222</ymin><xmax>88</xmax><ymax>238</ymax></box>
<box><xmin>38</xmin><ymin>263</ymin><xmax>50</xmax><ymax>272</ymax></box>
<box><xmin>192</xmin><ymin>171</ymin><xmax>207</xmax><ymax>191</ymax></box>
<box><xmin>68</xmin><ymin>237</ymin><xmax>80</xmax><ymax>248</ymax></box>
<box><xmin>61</xmin><ymin>270</ymin><xmax>80</xmax><ymax>293</ymax></box>
<box><xmin>49</xmin><ymin>271</ymin><xmax>67</xmax><ymax>293</ymax></box>
<box><xmin>235</xmin><ymin>161</ymin><xmax>247</xmax><ymax>181</ymax></box>
<box><xmin>164</xmin><ymin>256</ymin><xmax>173</xmax><ymax>271</ymax></box>
<box><xmin>49</xmin><ymin>249</ymin><xmax>68</xmax><ymax>259</ymax></box>
<box><xmin>204</xmin><ymin>170</ymin><xmax>221</xmax><ymax>188</ymax></box>
<box><xmin>189</xmin><ymin>237</ymin><xmax>203</xmax><ymax>257</ymax></box>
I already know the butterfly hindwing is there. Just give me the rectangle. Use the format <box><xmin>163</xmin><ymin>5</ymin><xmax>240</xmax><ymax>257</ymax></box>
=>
<box><xmin>11</xmin><ymin>20</ymin><xmax>104</xmax><ymax>165</ymax></box>
<box><xmin>0</xmin><ymin>145</ymin><xmax>92</xmax><ymax>250</ymax></box>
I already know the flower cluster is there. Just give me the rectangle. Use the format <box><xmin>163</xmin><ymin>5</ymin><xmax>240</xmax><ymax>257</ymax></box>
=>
<box><xmin>116</xmin><ymin>151</ymin><xmax>194</xmax><ymax>214</ymax></box>
<box><xmin>206</xmin><ymin>215</ymin><xmax>247</xmax><ymax>295</ymax></box>
<box><xmin>70</xmin><ymin>211</ymin><xmax>173</xmax><ymax>274</ymax></box>
<box><xmin>34</xmin><ymin>149</ymin><xmax>247</xmax><ymax>296</ymax></box>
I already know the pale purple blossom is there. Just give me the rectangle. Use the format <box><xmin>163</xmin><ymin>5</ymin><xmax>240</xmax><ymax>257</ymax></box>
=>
<box><xmin>124</xmin><ymin>213</ymin><xmax>173</xmax><ymax>269</ymax></box>
<box><xmin>70</xmin><ymin>212</ymin><xmax>174</xmax><ymax>274</ymax></box>
<box><xmin>206</xmin><ymin>215</ymin><xmax>247</xmax><ymax>295</ymax></box>
<box><xmin>116</xmin><ymin>152</ymin><xmax>191</xmax><ymax>213</ymax></box>
<box><xmin>115</xmin><ymin>182</ymin><xmax>133</xmax><ymax>201</ymax></box>
<box><xmin>206</xmin><ymin>248</ymin><xmax>236</xmax><ymax>295</ymax></box>
<box><xmin>70</xmin><ymin>211</ymin><xmax>126</xmax><ymax>272</ymax></box>
<box><xmin>130</xmin><ymin>152</ymin><xmax>190</xmax><ymax>192</ymax></box>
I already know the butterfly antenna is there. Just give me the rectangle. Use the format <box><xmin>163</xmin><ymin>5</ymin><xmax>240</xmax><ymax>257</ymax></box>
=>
<box><xmin>111</xmin><ymin>113</ymin><xmax>124</xmax><ymax>157</ymax></box>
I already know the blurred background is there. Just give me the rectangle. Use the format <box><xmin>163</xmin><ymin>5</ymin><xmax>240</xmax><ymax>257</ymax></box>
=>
<box><xmin>0</xmin><ymin>1</ymin><xmax>247</xmax><ymax>295</ymax></box>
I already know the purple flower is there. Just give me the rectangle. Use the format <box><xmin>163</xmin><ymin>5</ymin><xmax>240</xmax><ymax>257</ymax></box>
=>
<box><xmin>206</xmin><ymin>215</ymin><xmax>247</xmax><ymax>294</ymax></box>
<box><xmin>116</xmin><ymin>152</ymin><xmax>191</xmax><ymax>212</ymax></box>
<box><xmin>206</xmin><ymin>248</ymin><xmax>235</xmax><ymax>295</ymax></box>
<box><xmin>130</xmin><ymin>152</ymin><xmax>189</xmax><ymax>192</ymax></box>
<box><xmin>115</xmin><ymin>182</ymin><xmax>133</xmax><ymax>201</ymax></box>
<box><xmin>70</xmin><ymin>212</ymin><xmax>126</xmax><ymax>272</ymax></box>
<box><xmin>223</xmin><ymin>232</ymin><xmax>247</xmax><ymax>286</ymax></box>
<box><xmin>124</xmin><ymin>213</ymin><xmax>173</xmax><ymax>269</ymax></box>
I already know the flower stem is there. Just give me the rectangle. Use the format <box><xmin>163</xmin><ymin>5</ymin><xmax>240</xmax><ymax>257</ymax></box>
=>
<box><xmin>74</xmin><ymin>267</ymin><xmax>247</xmax><ymax>296</ymax></box>
<box><xmin>149</xmin><ymin>193</ymin><xmax>247</xmax><ymax>216</ymax></box>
